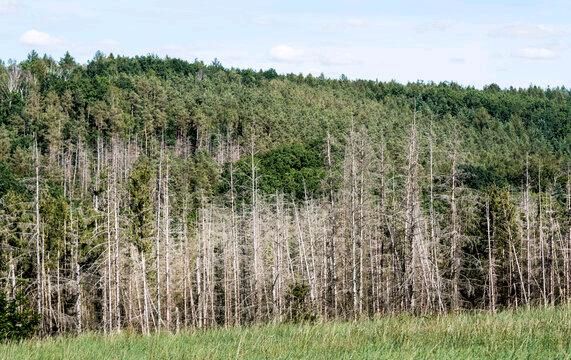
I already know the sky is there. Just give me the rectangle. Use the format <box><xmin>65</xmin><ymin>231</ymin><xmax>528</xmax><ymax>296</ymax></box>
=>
<box><xmin>1</xmin><ymin>0</ymin><xmax>570</xmax><ymax>88</ymax></box>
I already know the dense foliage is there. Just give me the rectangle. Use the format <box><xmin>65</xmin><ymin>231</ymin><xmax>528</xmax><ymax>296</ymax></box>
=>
<box><xmin>0</xmin><ymin>52</ymin><xmax>569</xmax><ymax>337</ymax></box>
<box><xmin>0</xmin><ymin>292</ymin><xmax>39</xmax><ymax>341</ymax></box>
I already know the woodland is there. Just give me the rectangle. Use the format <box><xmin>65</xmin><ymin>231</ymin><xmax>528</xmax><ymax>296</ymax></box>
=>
<box><xmin>0</xmin><ymin>51</ymin><xmax>569</xmax><ymax>338</ymax></box>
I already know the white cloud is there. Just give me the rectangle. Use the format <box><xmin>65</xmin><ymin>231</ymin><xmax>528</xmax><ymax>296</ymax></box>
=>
<box><xmin>415</xmin><ymin>21</ymin><xmax>453</xmax><ymax>33</ymax></box>
<box><xmin>513</xmin><ymin>47</ymin><xmax>557</xmax><ymax>60</ymax></box>
<box><xmin>0</xmin><ymin>0</ymin><xmax>18</xmax><ymax>14</ymax></box>
<box><xmin>345</xmin><ymin>18</ymin><xmax>368</xmax><ymax>28</ymax></box>
<box><xmin>269</xmin><ymin>45</ymin><xmax>304</xmax><ymax>63</ymax></box>
<box><xmin>493</xmin><ymin>24</ymin><xmax>563</xmax><ymax>38</ymax></box>
<box><xmin>252</xmin><ymin>15</ymin><xmax>274</xmax><ymax>26</ymax></box>
<box><xmin>320</xmin><ymin>16</ymin><xmax>374</xmax><ymax>32</ymax></box>
<box><xmin>19</xmin><ymin>29</ymin><xmax>64</xmax><ymax>47</ymax></box>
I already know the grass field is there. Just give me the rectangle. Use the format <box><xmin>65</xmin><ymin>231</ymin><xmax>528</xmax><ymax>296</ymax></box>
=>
<box><xmin>1</xmin><ymin>306</ymin><xmax>570</xmax><ymax>359</ymax></box>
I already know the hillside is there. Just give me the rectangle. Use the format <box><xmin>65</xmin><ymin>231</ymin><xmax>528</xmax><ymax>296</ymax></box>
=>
<box><xmin>0</xmin><ymin>52</ymin><xmax>569</xmax><ymax>337</ymax></box>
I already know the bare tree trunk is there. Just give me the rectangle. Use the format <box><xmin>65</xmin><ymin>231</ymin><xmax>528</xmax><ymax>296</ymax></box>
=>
<box><xmin>547</xmin><ymin>192</ymin><xmax>556</xmax><ymax>306</ymax></box>
<box><xmin>8</xmin><ymin>253</ymin><xmax>16</xmax><ymax>299</ymax></box>
<box><xmin>539</xmin><ymin>168</ymin><xmax>548</xmax><ymax>306</ymax></box>
<box><xmin>46</xmin><ymin>269</ymin><xmax>52</xmax><ymax>333</ymax></box>
<box><xmin>358</xmin><ymin>154</ymin><xmax>365</xmax><ymax>316</ymax></box>
<box><xmin>128</xmin><ymin>249</ymin><xmax>134</xmax><ymax>330</ymax></box>
<box><xmin>230</xmin><ymin>162</ymin><xmax>240</xmax><ymax>326</ymax></box>
<box><xmin>155</xmin><ymin>141</ymin><xmax>163</xmax><ymax>330</ymax></box>
<box><xmin>428</xmin><ymin>124</ymin><xmax>445</xmax><ymax>313</ymax></box>
<box><xmin>325</xmin><ymin>132</ymin><xmax>337</xmax><ymax>317</ymax></box>
<box><xmin>141</xmin><ymin>252</ymin><xmax>150</xmax><ymax>335</ymax></box>
<box><xmin>304</xmin><ymin>197</ymin><xmax>318</xmax><ymax>305</ymax></box>
<box><xmin>487</xmin><ymin>200</ymin><xmax>496</xmax><ymax>313</ymax></box>
<box><xmin>75</xmin><ymin>240</ymin><xmax>82</xmax><ymax>334</ymax></box>
<box><xmin>250</xmin><ymin>135</ymin><xmax>262</xmax><ymax>321</ymax></box>
<box><xmin>294</xmin><ymin>201</ymin><xmax>312</xmax><ymax>300</ymax></box>
<box><xmin>504</xmin><ymin>192</ymin><xmax>527</xmax><ymax>305</ymax></box>
<box><xmin>164</xmin><ymin>157</ymin><xmax>171</xmax><ymax>330</ymax></box>
<box><xmin>525</xmin><ymin>155</ymin><xmax>532</xmax><ymax>307</ymax></box>
<box><xmin>34</xmin><ymin>136</ymin><xmax>44</xmax><ymax>334</ymax></box>
<box><xmin>56</xmin><ymin>251</ymin><xmax>62</xmax><ymax>332</ymax></box>
<box><xmin>106</xmin><ymin>174</ymin><xmax>113</xmax><ymax>333</ymax></box>
<box><xmin>182</xmin><ymin>199</ymin><xmax>190</xmax><ymax>327</ymax></box>
<box><xmin>450</xmin><ymin>149</ymin><xmax>460</xmax><ymax>311</ymax></box>
<box><xmin>273</xmin><ymin>194</ymin><xmax>285</xmax><ymax>321</ymax></box>
<box><xmin>347</xmin><ymin>123</ymin><xmax>360</xmax><ymax>319</ymax></box>
<box><xmin>113</xmin><ymin>142</ymin><xmax>121</xmax><ymax>332</ymax></box>
<box><xmin>377</xmin><ymin>136</ymin><xmax>387</xmax><ymax>314</ymax></box>
<box><xmin>223</xmin><ymin>218</ymin><xmax>231</xmax><ymax>326</ymax></box>
<box><xmin>404</xmin><ymin>116</ymin><xmax>421</xmax><ymax>313</ymax></box>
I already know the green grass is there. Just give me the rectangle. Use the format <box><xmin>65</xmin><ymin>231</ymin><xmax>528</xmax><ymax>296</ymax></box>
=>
<box><xmin>2</xmin><ymin>306</ymin><xmax>571</xmax><ymax>359</ymax></box>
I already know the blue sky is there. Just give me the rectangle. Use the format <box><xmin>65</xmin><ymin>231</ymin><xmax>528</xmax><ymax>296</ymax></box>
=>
<box><xmin>1</xmin><ymin>0</ymin><xmax>570</xmax><ymax>88</ymax></box>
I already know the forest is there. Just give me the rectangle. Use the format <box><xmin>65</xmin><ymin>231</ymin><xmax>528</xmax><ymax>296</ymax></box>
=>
<box><xmin>0</xmin><ymin>51</ymin><xmax>569</xmax><ymax>338</ymax></box>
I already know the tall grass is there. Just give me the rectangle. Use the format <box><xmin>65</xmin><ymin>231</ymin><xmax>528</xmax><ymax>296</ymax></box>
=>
<box><xmin>1</xmin><ymin>306</ymin><xmax>570</xmax><ymax>359</ymax></box>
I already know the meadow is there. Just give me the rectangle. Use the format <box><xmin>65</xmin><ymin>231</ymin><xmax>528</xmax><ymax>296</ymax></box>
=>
<box><xmin>1</xmin><ymin>306</ymin><xmax>570</xmax><ymax>359</ymax></box>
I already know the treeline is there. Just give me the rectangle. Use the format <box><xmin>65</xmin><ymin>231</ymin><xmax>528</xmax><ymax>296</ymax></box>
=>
<box><xmin>0</xmin><ymin>52</ymin><xmax>569</xmax><ymax>336</ymax></box>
